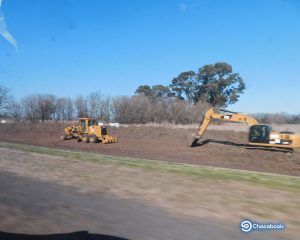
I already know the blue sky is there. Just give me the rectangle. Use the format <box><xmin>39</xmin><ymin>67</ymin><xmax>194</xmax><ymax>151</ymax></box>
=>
<box><xmin>0</xmin><ymin>0</ymin><xmax>299</xmax><ymax>113</ymax></box>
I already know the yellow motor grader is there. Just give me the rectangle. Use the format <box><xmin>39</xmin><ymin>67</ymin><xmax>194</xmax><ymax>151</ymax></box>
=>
<box><xmin>61</xmin><ymin>118</ymin><xmax>117</xmax><ymax>144</ymax></box>
<box><xmin>191</xmin><ymin>108</ymin><xmax>300</xmax><ymax>152</ymax></box>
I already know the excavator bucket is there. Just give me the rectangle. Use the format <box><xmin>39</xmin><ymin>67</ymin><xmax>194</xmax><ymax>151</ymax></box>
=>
<box><xmin>191</xmin><ymin>137</ymin><xmax>208</xmax><ymax>147</ymax></box>
<box><xmin>191</xmin><ymin>138</ymin><xmax>200</xmax><ymax>147</ymax></box>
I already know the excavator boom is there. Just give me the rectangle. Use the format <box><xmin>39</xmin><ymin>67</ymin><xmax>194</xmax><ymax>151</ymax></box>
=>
<box><xmin>191</xmin><ymin>108</ymin><xmax>258</xmax><ymax>147</ymax></box>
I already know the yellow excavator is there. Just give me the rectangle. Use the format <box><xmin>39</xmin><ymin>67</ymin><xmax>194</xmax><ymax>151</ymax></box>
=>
<box><xmin>191</xmin><ymin>108</ymin><xmax>300</xmax><ymax>152</ymax></box>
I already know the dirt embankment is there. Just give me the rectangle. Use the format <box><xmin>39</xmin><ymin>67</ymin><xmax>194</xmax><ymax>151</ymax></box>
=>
<box><xmin>1</xmin><ymin>147</ymin><xmax>299</xmax><ymax>239</ymax></box>
<box><xmin>0</xmin><ymin>122</ymin><xmax>300</xmax><ymax>176</ymax></box>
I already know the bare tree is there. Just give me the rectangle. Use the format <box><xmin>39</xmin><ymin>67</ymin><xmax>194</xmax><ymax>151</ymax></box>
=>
<box><xmin>0</xmin><ymin>85</ymin><xmax>13</xmax><ymax>112</ymax></box>
<box><xmin>75</xmin><ymin>95</ymin><xmax>88</xmax><ymax>118</ymax></box>
<box><xmin>22</xmin><ymin>95</ymin><xmax>39</xmax><ymax>122</ymax></box>
<box><xmin>252</xmin><ymin>112</ymin><xmax>300</xmax><ymax>124</ymax></box>
<box><xmin>37</xmin><ymin>95</ymin><xmax>56</xmax><ymax>122</ymax></box>
<box><xmin>18</xmin><ymin>89</ymin><xmax>212</xmax><ymax>124</ymax></box>
<box><xmin>65</xmin><ymin>97</ymin><xmax>74</xmax><ymax>120</ymax></box>
<box><xmin>167</xmin><ymin>98</ymin><xmax>187</xmax><ymax>124</ymax></box>
<box><xmin>55</xmin><ymin>98</ymin><xmax>64</xmax><ymax>121</ymax></box>
<box><xmin>111</xmin><ymin>96</ymin><xmax>131</xmax><ymax>123</ymax></box>
<box><xmin>129</xmin><ymin>95</ymin><xmax>152</xmax><ymax>123</ymax></box>
<box><xmin>55</xmin><ymin>97</ymin><xmax>74</xmax><ymax>121</ymax></box>
<box><xmin>99</xmin><ymin>96</ymin><xmax>112</xmax><ymax>122</ymax></box>
<box><xmin>22</xmin><ymin>94</ymin><xmax>56</xmax><ymax>122</ymax></box>
<box><xmin>87</xmin><ymin>91</ymin><xmax>103</xmax><ymax>118</ymax></box>
<box><xmin>8</xmin><ymin>100</ymin><xmax>23</xmax><ymax>122</ymax></box>
<box><xmin>110</xmin><ymin>95</ymin><xmax>210</xmax><ymax>124</ymax></box>
<box><xmin>112</xmin><ymin>96</ymin><xmax>156</xmax><ymax>123</ymax></box>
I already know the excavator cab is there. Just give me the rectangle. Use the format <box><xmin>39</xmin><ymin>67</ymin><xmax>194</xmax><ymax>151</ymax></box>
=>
<box><xmin>248</xmin><ymin>125</ymin><xmax>272</xmax><ymax>144</ymax></box>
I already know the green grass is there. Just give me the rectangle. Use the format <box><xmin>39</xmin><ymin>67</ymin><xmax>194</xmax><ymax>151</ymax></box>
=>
<box><xmin>1</xmin><ymin>141</ymin><xmax>300</xmax><ymax>191</ymax></box>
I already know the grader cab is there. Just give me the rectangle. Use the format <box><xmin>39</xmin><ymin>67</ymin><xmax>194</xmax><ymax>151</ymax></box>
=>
<box><xmin>62</xmin><ymin>118</ymin><xmax>117</xmax><ymax>144</ymax></box>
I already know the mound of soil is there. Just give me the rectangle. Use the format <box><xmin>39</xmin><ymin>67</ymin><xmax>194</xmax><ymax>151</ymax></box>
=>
<box><xmin>0</xmin><ymin>122</ymin><xmax>299</xmax><ymax>176</ymax></box>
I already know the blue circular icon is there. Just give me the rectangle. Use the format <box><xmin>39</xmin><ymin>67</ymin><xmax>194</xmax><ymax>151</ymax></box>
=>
<box><xmin>240</xmin><ymin>220</ymin><xmax>252</xmax><ymax>233</ymax></box>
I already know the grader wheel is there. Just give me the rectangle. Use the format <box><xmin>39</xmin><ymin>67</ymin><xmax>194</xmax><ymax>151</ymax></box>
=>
<box><xmin>82</xmin><ymin>134</ymin><xmax>90</xmax><ymax>143</ymax></box>
<box><xmin>90</xmin><ymin>134</ymin><xmax>99</xmax><ymax>143</ymax></box>
<box><xmin>61</xmin><ymin>134</ymin><xmax>73</xmax><ymax>141</ymax></box>
<box><xmin>60</xmin><ymin>135</ymin><xmax>67</xmax><ymax>140</ymax></box>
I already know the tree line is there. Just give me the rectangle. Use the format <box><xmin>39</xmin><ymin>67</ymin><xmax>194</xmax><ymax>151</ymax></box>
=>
<box><xmin>1</xmin><ymin>62</ymin><xmax>299</xmax><ymax>124</ymax></box>
<box><xmin>0</xmin><ymin>87</ymin><xmax>210</xmax><ymax>124</ymax></box>
<box><xmin>1</xmin><ymin>85</ymin><xmax>299</xmax><ymax>124</ymax></box>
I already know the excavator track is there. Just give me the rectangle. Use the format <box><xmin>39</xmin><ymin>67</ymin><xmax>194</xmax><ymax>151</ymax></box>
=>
<box><xmin>245</xmin><ymin>145</ymin><xmax>294</xmax><ymax>153</ymax></box>
<box><xmin>191</xmin><ymin>138</ymin><xmax>294</xmax><ymax>153</ymax></box>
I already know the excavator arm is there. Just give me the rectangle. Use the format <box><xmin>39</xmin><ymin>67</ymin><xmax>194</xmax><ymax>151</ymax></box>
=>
<box><xmin>191</xmin><ymin>108</ymin><xmax>258</xmax><ymax>147</ymax></box>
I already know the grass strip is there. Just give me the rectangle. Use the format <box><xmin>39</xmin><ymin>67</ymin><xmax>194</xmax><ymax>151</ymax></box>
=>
<box><xmin>0</xmin><ymin>141</ymin><xmax>299</xmax><ymax>191</ymax></box>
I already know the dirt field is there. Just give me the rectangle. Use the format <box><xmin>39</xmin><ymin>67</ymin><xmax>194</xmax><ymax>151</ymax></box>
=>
<box><xmin>1</xmin><ymin>122</ymin><xmax>300</xmax><ymax>176</ymax></box>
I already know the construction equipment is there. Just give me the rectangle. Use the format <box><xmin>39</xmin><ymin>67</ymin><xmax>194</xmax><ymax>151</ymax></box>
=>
<box><xmin>61</xmin><ymin>118</ymin><xmax>117</xmax><ymax>144</ymax></box>
<box><xmin>191</xmin><ymin>108</ymin><xmax>300</xmax><ymax>151</ymax></box>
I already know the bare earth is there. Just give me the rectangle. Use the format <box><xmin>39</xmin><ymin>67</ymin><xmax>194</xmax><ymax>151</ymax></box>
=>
<box><xmin>1</xmin><ymin>147</ymin><xmax>298</xmax><ymax>239</ymax></box>
<box><xmin>0</xmin><ymin>122</ymin><xmax>300</xmax><ymax>176</ymax></box>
